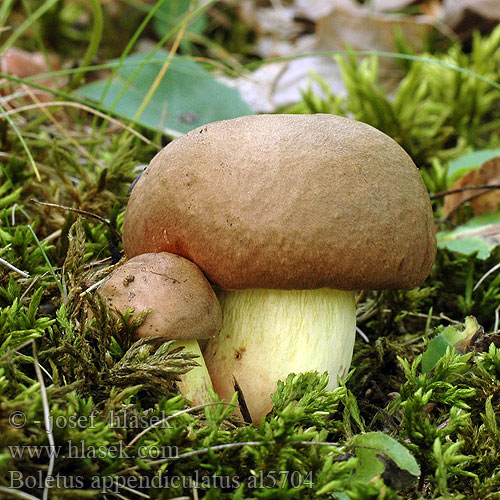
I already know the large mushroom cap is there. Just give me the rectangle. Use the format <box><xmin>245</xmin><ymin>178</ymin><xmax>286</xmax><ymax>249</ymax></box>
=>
<box><xmin>98</xmin><ymin>252</ymin><xmax>222</xmax><ymax>339</ymax></box>
<box><xmin>123</xmin><ymin>114</ymin><xmax>436</xmax><ymax>291</ymax></box>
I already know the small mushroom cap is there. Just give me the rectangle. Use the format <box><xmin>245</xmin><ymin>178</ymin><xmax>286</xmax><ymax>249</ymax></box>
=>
<box><xmin>98</xmin><ymin>252</ymin><xmax>222</xmax><ymax>339</ymax></box>
<box><xmin>123</xmin><ymin>114</ymin><xmax>436</xmax><ymax>291</ymax></box>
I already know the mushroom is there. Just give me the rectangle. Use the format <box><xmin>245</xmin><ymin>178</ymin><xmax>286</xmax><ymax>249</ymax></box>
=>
<box><xmin>122</xmin><ymin>114</ymin><xmax>436</xmax><ymax>423</ymax></box>
<box><xmin>98</xmin><ymin>252</ymin><xmax>222</xmax><ymax>405</ymax></box>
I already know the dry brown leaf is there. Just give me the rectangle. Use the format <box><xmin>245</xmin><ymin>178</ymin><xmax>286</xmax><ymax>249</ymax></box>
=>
<box><xmin>371</xmin><ymin>0</ymin><xmax>443</xmax><ymax>17</ymax></box>
<box><xmin>443</xmin><ymin>0</ymin><xmax>500</xmax><ymax>40</ymax></box>
<box><xmin>316</xmin><ymin>3</ymin><xmax>432</xmax><ymax>53</ymax></box>
<box><xmin>0</xmin><ymin>47</ymin><xmax>61</xmax><ymax>105</ymax></box>
<box><xmin>315</xmin><ymin>5</ymin><xmax>432</xmax><ymax>89</ymax></box>
<box><xmin>371</xmin><ymin>0</ymin><xmax>419</xmax><ymax>11</ymax></box>
<box><xmin>224</xmin><ymin>1</ymin><xmax>438</xmax><ymax>112</ymax></box>
<box><xmin>443</xmin><ymin>157</ymin><xmax>500</xmax><ymax>218</ymax></box>
<box><xmin>421</xmin><ymin>0</ymin><xmax>443</xmax><ymax>18</ymax></box>
<box><xmin>295</xmin><ymin>0</ymin><xmax>347</xmax><ymax>20</ymax></box>
<box><xmin>444</xmin><ymin>0</ymin><xmax>500</xmax><ymax>28</ymax></box>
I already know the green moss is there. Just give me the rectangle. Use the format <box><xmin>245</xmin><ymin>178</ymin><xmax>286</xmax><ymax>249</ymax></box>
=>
<box><xmin>1</xmin><ymin>5</ymin><xmax>500</xmax><ymax>498</ymax></box>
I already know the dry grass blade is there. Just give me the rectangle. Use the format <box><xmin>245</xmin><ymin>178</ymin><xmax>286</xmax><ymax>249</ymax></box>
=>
<box><xmin>0</xmin><ymin>486</ymin><xmax>41</xmax><ymax>500</ymax></box>
<box><xmin>31</xmin><ymin>341</ymin><xmax>54</xmax><ymax>500</ymax></box>
<box><xmin>4</xmin><ymin>101</ymin><xmax>159</xmax><ymax>148</ymax></box>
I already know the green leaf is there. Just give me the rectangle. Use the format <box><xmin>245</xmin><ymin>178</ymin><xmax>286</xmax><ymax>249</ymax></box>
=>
<box><xmin>437</xmin><ymin>211</ymin><xmax>500</xmax><ymax>259</ymax></box>
<box><xmin>421</xmin><ymin>316</ymin><xmax>480</xmax><ymax>373</ymax></box>
<box><xmin>76</xmin><ymin>51</ymin><xmax>254</xmax><ymax>136</ymax></box>
<box><xmin>352</xmin><ymin>432</ymin><xmax>420</xmax><ymax>483</ymax></box>
<box><xmin>447</xmin><ymin>149</ymin><xmax>500</xmax><ymax>185</ymax></box>
<box><xmin>483</xmin><ymin>396</ymin><xmax>498</xmax><ymax>438</ymax></box>
<box><xmin>153</xmin><ymin>0</ymin><xmax>207</xmax><ymax>42</ymax></box>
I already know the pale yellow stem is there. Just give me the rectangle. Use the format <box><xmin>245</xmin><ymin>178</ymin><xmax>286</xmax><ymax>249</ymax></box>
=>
<box><xmin>204</xmin><ymin>289</ymin><xmax>356</xmax><ymax>423</ymax></box>
<box><xmin>175</xmin><ymin>339</ymin><xmax>213</xmax><ymax>406</ymax></box>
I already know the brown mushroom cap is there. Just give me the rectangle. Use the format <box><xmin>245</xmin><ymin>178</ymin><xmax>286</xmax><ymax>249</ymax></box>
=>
<box><xmin>123</xmin><ymin>114</ymin><xmax>436</xmax><ymax>291</ymax></box>
<box><xmin>98</xmin><ymin>252</ymin><xmax>222</xmax><ymax>339</ymax></box>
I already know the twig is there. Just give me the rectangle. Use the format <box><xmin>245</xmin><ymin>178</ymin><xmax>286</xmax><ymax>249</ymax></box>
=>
<box><xmin>31</xmin><ymin>199</ymin><xmax>122</xmax><ymax>243</ymax></box>
<box><xmin>430</xmin><ymin>184</ymin><xmax>500</xmax><ymax>200</ymax></box>
<box><xmin>355</xmin><ymin>290</ymin><xmax>365</xmax><ymax>306</ymax></box>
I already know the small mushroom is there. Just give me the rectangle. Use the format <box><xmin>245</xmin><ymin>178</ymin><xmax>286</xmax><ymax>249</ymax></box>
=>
<box><xmin>98</xmin><ymin>252</ymin><xmax>222</xmax><ymax>405</ymax></box>
<box><xmin>122</xmin><ymin>114</ymin><xmax>436</xmax><ymax>423</ymax></box>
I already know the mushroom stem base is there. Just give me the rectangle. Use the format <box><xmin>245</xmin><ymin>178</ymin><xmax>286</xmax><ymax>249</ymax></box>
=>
<box><xmin>203</xmin><ymin>288</ymin><xmax>356</xmax><ymax>423</ymax></box>
<box><xmin>175</xmin><ymin>339</ymin><xmax>213</xmax><ymax>406</ymax></box>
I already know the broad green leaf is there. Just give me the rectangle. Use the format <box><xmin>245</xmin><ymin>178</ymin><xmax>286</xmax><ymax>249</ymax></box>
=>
<box><xmin>421</xmin><ymin>316</ymin><xmax>480</xmax><ymax>373</ymax></box>
<box><xmin>437</xmin><ymin>211</ymin><xmax>500</xmax><ymax>259</ymax></box>
<box><xmin>153</xmin><ymin>0</ymin><xmax>207</xmax><ymax>43</ymax></box>
<box><xmin>76</xmin><ymin>51</ymin><xmax>254</xmax><ymax>136</ymax></box>
<box><xmin>447</xmin><ymin>149</ymin><xmax>500</xmax><ymax>185</ymax></box>
<box><xmin>352</xmin><ymin>432</ymin><xmax>420</xmax><ymax>483</ymax></box>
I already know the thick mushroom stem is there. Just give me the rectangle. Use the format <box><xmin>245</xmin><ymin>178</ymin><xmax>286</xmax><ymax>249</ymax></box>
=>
<box><xmin>203</xmin><ymin>288</ymin><xmax>356</xmax><ymax>423</ymax></box>
<box><xmin>175</xmin><ymin>339</ymin><xmax>214</xmax><ymax>405</ymax></box>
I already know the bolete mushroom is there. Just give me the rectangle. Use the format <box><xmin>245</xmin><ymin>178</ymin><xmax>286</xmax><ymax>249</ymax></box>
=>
<box><xmin>98</xmin><ymin>252</ymin><xmax>222</xmax><ymax>405</ymax></box>
<box><xmin>122</xmin><ymin>114</ymin><xmax>436</xmax><ymax>423</ymax></box>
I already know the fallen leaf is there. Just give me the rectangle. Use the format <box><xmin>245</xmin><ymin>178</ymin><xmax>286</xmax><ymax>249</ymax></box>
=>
<box><xmin>152</xmin><ymin>0</ymin><xmax>208</xmax><ymax>49</ymax></box>
<box><xmin>255</xmin><ymin>5</ymin><xmax>301</xmax><ymax>39</ymax></box>
<box><xmin>421</xmin><ymin>316</ymin><xmax>500</xmax><ymax>373</ymax></box>
<box><xmin>351</xmin><ymin>432</ymin><xmax>420</xmax><ymax>484</ymax></box>
<box><xmin>371</xmin><ymin>0</ymin><xmax>443</xmax><ymax>17</ymax></box>
<box><xmin>421</xmin><ymin>316</ymin><xmax>480</xmax><ymax>373</ymax></box>
<box><xmin>446</xmin><ymin>149</ymin><xmax>500</xmax><ymax>185</ymax></box>
<box><xmin>370</xmin><ymin>0</ymin><xmax>420</xmax><ymax>12</ymax></box>
<box><xmin>77</xmin><ymin>51</ymin><xmax>254</xmax><ymax>136</ymax></box>
<box><xmin>444</xmin><ymin>0</ymin><xmax>500</xmax><ymax>28</ymax></box>
<box><xmin>0</xmin><ymin>47</ymin><xmax>61</xmax><ymax>104</ymax></box>
<box><xmin>295</xmin><ymin>0</ymin><xmax>348</xmax><ymax>21</ymax></box>
<box><xmin>226</xmin><ymin>1</ymin><xmax>437</xmax><ymax>112</ymax></box>
<box><xmin>421</xmin><ymin>0</ymin><xmax>443</xmax><ymax>18</ymax></box>
<box><xmin>437</xmin><ymin>211</ymin><xmax>500</xmax><ymax>259</ymax></box>
<box><xmin>378</xmin><ymin>454</ymin><xmax>419</xmax><ymax>490</ymax></box>
<box><xmin>315</xmin><ymin>4</ymin><xmax>432</xmax><ymax>89</ymax></box>
<box><xmin>443</xmin><ymin>157</ymin><xmax>500</xmax><ymax>218</ymax></box>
